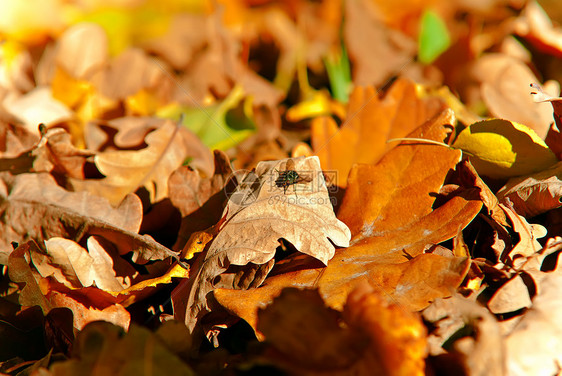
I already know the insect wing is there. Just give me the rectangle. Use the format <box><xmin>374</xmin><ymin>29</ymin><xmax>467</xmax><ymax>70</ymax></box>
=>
<box><xmin>285</xmin><ymin>159</ymin><xmax>296</xmax><ymax>171</ymax></box>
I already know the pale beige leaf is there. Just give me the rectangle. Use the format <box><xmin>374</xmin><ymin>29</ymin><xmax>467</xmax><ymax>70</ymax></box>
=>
<box><xmin>86</xmin><ymin>236</ymin><xmax>130</xmax><ymax>292</ymax></box>
<box><xmin>180</xmin><ymin>156</ymin><xmax>351</xmax><ymax>330</ymax></box>
<box><xmin>506</xmin><ymin>272</ymin><xmax>562</xmax><ymax>376</ymax></box>
<box><xmin>487</xmin><ymin>274</ymin><xmax>532</xmax><ymax>314</ymax></box>
<box><xmin>32</xmin><ymin>237</ymin><xmax>91</xmax><ymax>288</ymax></box>
<box><xmin>71</xmin><ymin>119</ymin><xmax>189</xmax><ymax>205</ymax></box>
<box><xmin>31</xmin><ymin>237</ymin><xmax>129</xmax><ymax>292</ymax></box>
<box><xmin>3</xmin><ymin>86</ymin><xmax>73</xmax><ymax>132</ymax></box>
<box><xmin>216</xmin><ymin>156</ymin><xmax>350</xmax><ymax>265</ymax></box>
<box><xmin>55</xmin><ymin>23</ymin><xmax>108</xmax><ymax>79</ymax></box>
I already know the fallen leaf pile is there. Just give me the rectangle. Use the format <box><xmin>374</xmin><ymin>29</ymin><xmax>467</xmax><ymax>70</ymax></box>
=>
<box><xmin>2</xmin><ymin>0</ymin><xmax>562</xmax><ymax>375</ymax></box>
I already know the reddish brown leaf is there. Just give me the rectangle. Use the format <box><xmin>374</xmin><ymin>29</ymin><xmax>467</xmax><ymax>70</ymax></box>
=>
<box><xmin>169</xmin><ymin>150</ymin><xmax>233</xmax><ymax>250</ymax></box>
<box><xmin>497</xmin><ymin>161</ymin><xmax>562</xmax><ymax>218</ymax></box>
<box><xmin>8</xmin><ymin>241</ymin><xmax>130</xmax><ymax>331</ymax></box>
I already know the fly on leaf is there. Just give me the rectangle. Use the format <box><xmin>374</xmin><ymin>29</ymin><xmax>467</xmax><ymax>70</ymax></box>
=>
<box><xmin>275</xmin><ymin>159</ymin><xmax>313</xmax><ymax>196</ymax></box>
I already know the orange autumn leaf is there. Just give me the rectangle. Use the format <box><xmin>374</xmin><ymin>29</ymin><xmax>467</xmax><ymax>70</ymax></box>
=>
<box><xmin>213</xmin><ymin>108</ymin><xmax>482</xmax><ymax>332</ymax></box>
<box><xmin>311</xmin><ymin>78</ymin><xmax>445</xmax><ymax>187</ymax></box>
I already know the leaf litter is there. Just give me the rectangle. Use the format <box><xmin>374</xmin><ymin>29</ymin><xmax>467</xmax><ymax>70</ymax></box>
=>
<box><xmin>2</xmin><ymin>0</ymin><xmax>562</xmax><ymax>375</ymax></box>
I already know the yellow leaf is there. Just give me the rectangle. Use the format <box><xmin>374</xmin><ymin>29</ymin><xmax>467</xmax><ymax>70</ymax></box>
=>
<box><xmin>182</xmin><ymin>230</ymin><xmax>214</xmax><ymax>261</ymax></box>
<box><xmin>452</xmin><ymin>119</ymin><xmax>558</xmax><ymax>179</ymax></box>
<box><xmin>125</xmin><ymin>88</ymin><xmax>162</xmax><ymax>116</ymax></box>
<box><xmin>106</xmin><ymin>263</ymin><xmax>190</xmax><ymax>299</ymax></box>
<box><xmin>51</xmin><ymin>66</ymin><xmax>117</xmax><ymax>146</ymax></box>
<box><xmin>0</xmin><ymin>0</ymin><xmax>66</xmax><ymax>44</ymax></box>
<box><xmin>286</xmin><ymin>91</ymin><xmax>346</xmax><ymax>122</ymax></box>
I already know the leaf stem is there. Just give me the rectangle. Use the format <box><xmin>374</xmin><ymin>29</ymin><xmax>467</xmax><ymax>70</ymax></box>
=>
<box><xmin>386</xmin><ymin>137</ymin><xmax>452</xmax><ymax>148</ymax></box>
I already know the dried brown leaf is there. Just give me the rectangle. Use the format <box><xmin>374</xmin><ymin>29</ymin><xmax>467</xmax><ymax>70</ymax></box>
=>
<box><xmin>0</xmin><ymin>172</ymin><xmax>175</xmax><ymax>265</ymax></box>
<box><xmin>514</xmin><ymin>1</ymin><xmax>562</xmax><ymax>58</ymax></box>
<box><xmin>0</xmin><ymin>122</ymin><xmax>39</xmax><ymax>158</ymax></box>
<box><xmin>175</xmin><ymin>156</ymin><xmax>350</xmax><ymax>330</ymax></box>
<box><xmin>8</xmin><ymin>241</ymin><xmax>130</xmax><ymax>330</ymax></box>
<box><xmin>169</xmin><ymin>150</ymin><xmax>234</xmax><ymax>250</ymax></box>
<box><xmin>214</xmin><ymin>114</ymin><xmax>482</xmax><ymax>333</ymax></box>
<box><xmin>423</xmin><ymin>295</ymin><xmax>504</xmax><ymax>376</ymax></box>
<box><xmin>48</xmin><ymin>322</ymin><xmax>195</xmax><ymax>375</ymax></box>
<box><xmin>471</xmin><ymin>53</ymin><xmax>558</xmax><ymax>138</ymax></box>
<box><xmin>487</xmin><ymin>274</ymin><xmax>532</xmax><ymax>314</ymax></box>
<box><xmin>497</xmin><ymin>161</ymin><xmax>562</xmax><ymax>217</ymax></box>
<box><xmin>71</xmin><ymin>119</ymin><xmax>210</xmax><ymax>205</ymax></box>
<box><xmin>31</xmin><ymin>237</ymin><xmax>134</xmax><ymax>292</ymax></box>
<box><xmin>500</xmin><ymin>203</ymin><xmax>547</xmax><ymax>265</ymax></box>
<box><xmin>55</xmin><ymin>23</ymin><xmax>108</xmax><ymax>80</ymax></box>
<box><xmin>4</xmin><ymin>87</ymin><xmax>74</xmax><ymax>132</ymax></box>
<box><xmin>344</xmin><ymin>0</ymin><xmax>416</xmax><ymax>86</ymax></box>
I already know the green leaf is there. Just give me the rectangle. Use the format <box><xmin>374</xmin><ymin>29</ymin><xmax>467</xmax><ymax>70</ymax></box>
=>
<box><xmin>157</xmin><ymin>85</ymin><xmax>256</xmax><ymax>151</ymax></box>
<box><xmin>418</xmin><ymin>10</ymin><xmax>451</xmax><ymax>64</ymax></box>
<box><xmin>324</xmin><ymin>44</ymin><xmax>352</xmax><ymax>103</ymax></box>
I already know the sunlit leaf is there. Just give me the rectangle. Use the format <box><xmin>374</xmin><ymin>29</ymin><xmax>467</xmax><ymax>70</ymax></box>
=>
<box><xmin>452</xmin><ymin>118</ymin><xmax>558</xmax><ymax>179</ymax></box>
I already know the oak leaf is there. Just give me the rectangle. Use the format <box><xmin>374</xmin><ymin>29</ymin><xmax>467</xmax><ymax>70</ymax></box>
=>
<box><xmin>214</xmin><ymin>109</ymin><xmax>483</xmax><ymax>332</ymax></box>
<box><xmin>505</xmin><ymin>272</ymin><xmax>562</xmax><ymax>376</ymax></box>
<box><xmin>169</xmin><ymin>150</ymin><xmax>234</xmax><ymax>251</ymax></box>
<box><xmin>423</xmin><ymin>296</ymin><xmax>504</xmax><ymax>376</ymax></box>
<box><xmin>0</xmin><ymin>172</ymin><xmax>176</xmax><ymax>265</ymax></box>
<box><xmin>32</xmin><ymin>237</ymin><xmax>135</xmax><ymax>292</ymax></box>
<box><xmin>8</xmin><ymin>241</ymin><xmax>131</xmax><ymax>330</ymax></box>
<box><xmin>70</xmin><ymin>119</ymin><xmax>199</xmax><ymax>205</ymax></box>
<box><xmin>174</xmin><ymin>156</ymin><xmax>351</xmax><ymax>330</ymax></box>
